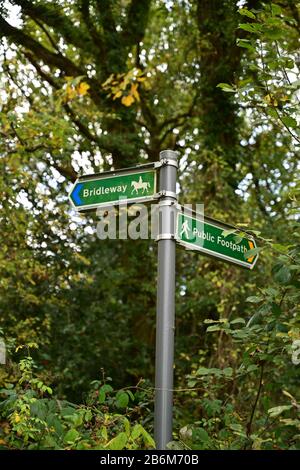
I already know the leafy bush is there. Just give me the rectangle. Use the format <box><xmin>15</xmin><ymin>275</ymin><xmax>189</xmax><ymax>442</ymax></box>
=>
<box><xmin>171</xmin><ymin>238</ymin><xmax>300</xmax><ymax>450</ymax></box>
<box><xmin>0</xmin><ymin>353</ymin><xmax>155</xmax><ymax>450</ymax></box>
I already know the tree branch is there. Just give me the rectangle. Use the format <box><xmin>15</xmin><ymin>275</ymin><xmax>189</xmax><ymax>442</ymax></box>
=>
<box><xmin>12</xmin><ymin>0</ymin><xmax>93</xmax><ymax>51</ymax></box>
<box><xmin>248</xmin><ymin>160</ymin><xmax>271</xmax><ymax>218</ymax></box>
<box><xmin>22</xmin><ymin>51</ymin><xmax>126</xmax><ymax>160</ymax></box>
<box><xmin>158</xmin><ymin>93</ymin><xmax>198</xmax><ymax>132</ymax></box>
<box><xmin>78</xmin><ymin>0</ymin><xmax>105</xmax><ymax>63</ymax></box>
<box><xmin>9</xmin><ymin>123</ymin><xmax>77</xmax><ymax>181</ymax></box>
<box><xmin>95</xmin><ymin>0</ymin><xmax>116</xmax><ymax>34</ymax></box>
<box><xmin>33</xmin><ymin>18</ymin><xmax>61</xmax><ymax>53</ymax></box>
<box><xmin>0</xmin><ymin>14</ymin><xmax>83</xmax><ymax>77</ymax></box>
<box><xmin>245</xmin><ymin>361</ymin><xmax>265</xmax><ymax>446</ymax></box>
<box><xmin>122</xmin><ymin>0</ymin><xmax>151</xmax><ymax>47</ymax></box>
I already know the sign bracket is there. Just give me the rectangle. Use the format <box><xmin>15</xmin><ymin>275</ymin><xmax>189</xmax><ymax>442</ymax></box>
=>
<box><xmin>154</xmin><ymin>159</ymin><xmax>178</xmax><ymax>169</ymax></box>
<box><xmin>154</xmin><ymin>190</ymin><xmax>177</xmax><ymax>200</ymax></box>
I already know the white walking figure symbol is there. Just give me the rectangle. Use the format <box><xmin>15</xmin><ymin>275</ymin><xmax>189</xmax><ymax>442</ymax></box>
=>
<box><xmin>180</xmin><ymin>220</ymin><xmax>190</xmax><ymax>238</ymax></box>
<box><xmin>131</xmin><ymin>176</ymin><xmax>150</xmax><ymax>194</ymax></box>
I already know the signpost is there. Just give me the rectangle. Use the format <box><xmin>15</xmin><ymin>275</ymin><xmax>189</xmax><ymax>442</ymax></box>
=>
<box><xmin>154</xmin><ymin>150</ymin><xmax>177</xmax><ymax>450</ymax></box>
<box><xmin>68</xmin><ymin>150</ymin><xmax>259</xmax><ymax>451</ymax></box>
<box><xmin>69</xmin><ymin>165</ymin><xmax>157</xmax><ymax>211</ymax></box>
<box><xmin>176</xmin><ymin>209</ymin><xmax>258</xmax><ymax>269</ymax></box>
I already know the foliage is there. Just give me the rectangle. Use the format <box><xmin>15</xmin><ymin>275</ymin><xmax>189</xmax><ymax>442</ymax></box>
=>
<box><xmin>0</xmin><ymin>0</ymin><xmax>299</xmax><ymax>451</ymax></box>
<box><xmin>0</xmin><ymin>352</ymin><xmax>154</xmax><ymax>450</ymax></box>
<box><xmin>220</xmin><ymin>2</ymin><xmax>299</xmax><ymax>143</ymax></box>
<box><xmin>172</xmin><ymin>235</ymin><xmax>300</xmax><ymax>450</ymax></box>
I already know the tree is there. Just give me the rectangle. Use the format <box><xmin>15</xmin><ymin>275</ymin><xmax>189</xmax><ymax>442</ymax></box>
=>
<box><xmin>0</xmin><ymin>0</ymin><xmax>299</xmax><ymax>450</ymax></box>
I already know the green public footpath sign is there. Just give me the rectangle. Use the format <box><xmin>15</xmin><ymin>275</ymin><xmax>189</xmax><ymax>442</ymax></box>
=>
<box><xmin>69</xmin><ymin>167</ymin><xmax>157</xmax><ymax>211</ymax></box>
<box><xmin>177</xmin><ymin>211</ymin><xmax>258</xmax><ymax>269</ymax></box>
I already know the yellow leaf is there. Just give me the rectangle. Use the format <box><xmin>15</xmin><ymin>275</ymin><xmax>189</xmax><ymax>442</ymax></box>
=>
<box><xmin>264</xmin><ymin>94</ymin><xmax>272</xmax><ymax>104</ymax></box>
<box><xmin>143</xmin><ymin>80</ymin><xmax>152</xmax><ymax>91</ymax></box>
<box><xmin>113</xmin><ymin>90</ymin><xmax>122</xmax><ymax>100</ymax></box>
<box><xmin>131</xmin><ymin>83</ymin><xmax>140</xmax><ymax>102</ymax></box>
<box><xmin>102</xmin><ymin>74</ymin><xmax>114</xmax><ymax>88</ymax></box>
<box><xmin>280</xmin><ymin>95</ymin><xmax>289</xmax><ymax>102</ymax></box>
<box><xmin>282</xmin><ymin>390</ymin><xmax>295</xmax><ymax>400</ymax></box>
<box><xmin>77</xmin><ymin>82</ymin><xmax>90</xmax><ymax>96</ymax></box>
<box><xmin>0</xmin><ymin>439</ymin><xmax>6</xmax><ymax>445</ymax></box>
<box><xmin>264</xmin><ymin>93</ymin><xmax>278</xmax><ymax>107</ymax></box>
<box><xmin>65</xmin><ymin>84</ymin><xmax>77</xmax><ymax>101</ymax></box>
<box><xmin>121</xmin><ymin>95</ymin><xmax>135</xmax><ymax>107</ymax></box>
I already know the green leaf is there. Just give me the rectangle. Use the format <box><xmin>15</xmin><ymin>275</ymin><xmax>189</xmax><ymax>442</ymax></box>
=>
<box><xmin>264</xmin><ymin>27</ymin><xmax>283</xmax><ymax>40</ymax></box>
<box><xmin>236</xmin><ymin>38</ymin><xmax>256</xmax><ymax>51</ymax></box>
<box><xmin>167</xmin><ymin>440</ymin><xmax>186</xmax><ymax>450</ymax></box>
<box><xmin>223</xmin><ymin>367</ymin><xmax>233</xmax><ymax>377</ymax></box>
<box><xmin>281</xmin><ymin>115</ymin><xmax>298</xmax><ymax>129</ymax></box>
<box><xmin>101</xmin><ymin>384</ymin><xmax>113</xmax><ymax>394</ymax></box>
<box><xmin>98</xmin><ymin>389</ymin><xmax>106</xmax><ymax>404</ymax></box>
<box><xmin>271</xmin><ymin>303</ymin><xmax>282</xmax><ymax>316</ymax></box>
<box><xmin>222</xmin><ymin>229</ymin><xmax>237</xmax><ymax>237</ymax></box>
<box><xmin>131</xmin><ymin>424</ymin><xmax>143</xmax><ymax>440</ymax></box>
<box><xmin>123</xmin><ymin>417</ymin><xmax>131</xmax><ymax>436</ymax></box>
<box><xmin>106</xmin><ymin>432</ymin><xmax>128</xmax><ymax>450</ymax></box>
<box><xmin>141</xmin><ymin>428</ymin><xmax>155</xmax><ymax>448</ymax></box>
<box><xmin>98</xmin><ymin>384</ymin><xmax>113</xmax><ymax>403</ymax></box>
<box><xmin>84</xmin><ymin>409</ymin><xmax>92</xmax><ymax>422</ymax></box>
<box><xmin>268</xmin><ymin>405</ymin><xmax>292</xmax><ymax>418</ymax></box>
<box><xmin>126</xmin><ymin>390</ymin><xmax>135</xmax><ymax>401</ymax></box>
<box><xmin>229</xmin><ymin>423</ymin><xmax>244</xmax><ymax>432</ymax></box>
<box><xmin>217</xmin><ymin>83</ymin><xmax>236</xmax><ymax>93</ymax></box>
<box><xmin>193</xmin><ymin>427</ymin><xmax>210</xmax><ymax>443</ymax></box>
<box><xmin>271</xmin><ymin>3</ymin><xmax>282</xmax><ymax>15</ymax></box>
<box><xmin>233</xmin><ymin>234</ymin><xmax>244</xmax><ymax>244</ymax></box>
<box><xmin>63</xmin><ymin>428</ymin><xmax>79</xmax><ymax>444</ymax></box>
<box><xmin>264</xmin><ymin>287</ymin><xmax>279</xmax><ymax>297</ymax></box>
<box><xmin>244</xmin><ymin>246</ymin><xmax>263</xmax><ymax>259</ymax></box>
<box><xmin>267</xmin><ymin>107</ymin><xmax>278</xmax><ymax>118</ymax></box>
<box><xmin>230</xmin><ymin>318</ymin><xmax>246</xmax><ymax>325</ymax></box>
<box><xmin>238</xmin><ymin>8</ymin><xmax>256</xmax><ymax>19</ymax></box>
<box><xmin>246</xmin><ymin>364</ymin><xmax>259</xmax><ymax>373</ymax></box>
<box><xmin>196</xmin><ymin>367</ymin><xmax>211</xmax><ymax>375</ymax></box>
<box><xmin>246</xmin><ymin>312</ymin><xmax>262</xmax><ymax>327</ymax></box>
<box><xmin>206</xmin><ymin>325</ymin><xmax>221</xmax><ymax>332</ymax></box>
<box><xmin>100</xmin><ymin>425</ymin><xmax>108</xmax><ymax>440</ymax></box>
<box><xmin>258</xmin><ymin>303</ymin><xmax>272</xmax><ymax>315</ymax></box>
<box><xmin>272</xmin><ymin>243</ymin><xmax>291</xmax><ymax>253</ymax></box>
<box><xmin>116</xmin><ymin>391</ymin><xmax>129</xmax><ymax>408</ymax></box>
<box><xmin>187</xmin><ymin>379</ymin><xmax>197</xmax><ymax>387</ymax></box>
<box><xmin>246</xmin><ymin>296</ymin><xmax>263</xmax><ymax>304</ymax></box>
<box><xmin>239</xmin><ymin>23</ymin><xmax>261</xmax><ymax>34</ymax></box>
<box><xmin>272</xmin><ymin>263</ymin><xmax>291</xmax><ymax>284</ymax></box>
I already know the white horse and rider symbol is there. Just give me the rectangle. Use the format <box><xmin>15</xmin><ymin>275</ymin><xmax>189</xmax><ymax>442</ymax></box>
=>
<box><xmin>131</xmin><ymin>176</ymin><xmax>151</xmax><ymax>195</ymax></box>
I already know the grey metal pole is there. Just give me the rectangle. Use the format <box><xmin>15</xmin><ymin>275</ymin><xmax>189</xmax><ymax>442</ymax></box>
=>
<box><xmin>154</xmin><ymin>149</ymin><xmax>178</xmax><ymax>450</ymax></box>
